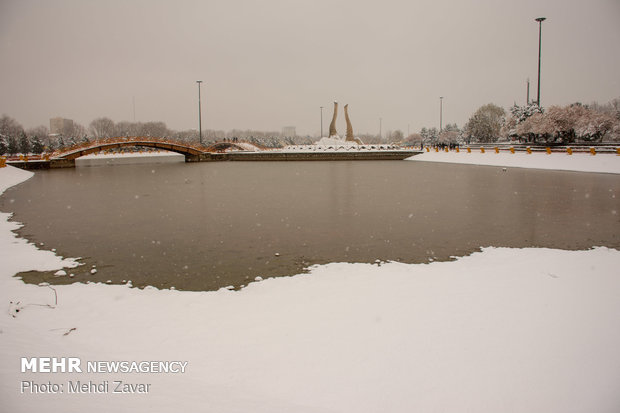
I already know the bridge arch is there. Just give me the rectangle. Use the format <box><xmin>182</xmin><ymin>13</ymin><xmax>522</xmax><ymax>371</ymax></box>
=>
<box><xmin>53</xmin><ymin>139</ymin><xmax>205</xmax><ymax>160</ymax></box>
<box><xmin>203</xmin><ymin>142</ymin><xmax>253</xmax><ymax>153</ymax></box>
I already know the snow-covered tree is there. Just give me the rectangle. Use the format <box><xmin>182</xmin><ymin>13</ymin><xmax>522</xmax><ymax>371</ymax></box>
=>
<box><xmin>574</xmin><ymin>108</ymin><xmax>616</xmax><ymax>142</ymax></box>
<box><xmin>56</xmin><ymin>136</ymin><xmax>66</xmax><ymax>150</ymax></box>
<box><xmin>512</xmin><ymin>102</ymin><xmax>619</xmax><ymax>143</ymax></box>
<box><xmin>7</xmin><ymin>136</ymin><xmax>19</xmax><ymax>155</ymax></box>
<box><xmin>509</xmin><ymin>103</ymin><xmax>544</xmax><ymax>124</ymax></box>
<box><xmin>18</xmin><ymin>133</ymin><xmax>31</xmax><ymax>154</ymax></box>
<box><xmin>31</xmin><ymin>135</ymin><xmax>44</xmax><ymax>154</ymax></box>
<box><xmin>514</xmin><ymin>112</ymin><xmax>546</xmax><ymax>142</ymax></box>
<box><xmin>403</xmin><ymin>133</ymin><xmax>423</xmax><ymax>146</ymax></box>
<box><xmin>0</xmin><ymin>134</ymin><xmax>7</xmax><ymax>155</ymax></box>
<box><xmin>427</xmin><ymin>127</ymin><xmax>439</xmax><ymax>143</ymax></box>
<box><xmin>438</xmin><ymin>130</ymin><xmax>459</xmax><ymax>143</ymax></box>
<box><xmin>68</xmin><ymin>135</ymin><xmax>78</xmax><ymax>148</ymax></box>
<box><xmin>464</xmin><ymin>103</ymin><xmax>506</xmax><ymax>143</ymax></box>
<box><xmin>443</xmin><ymin>123</ymin><xmax>459</xmax><ymax>132</ymax></box>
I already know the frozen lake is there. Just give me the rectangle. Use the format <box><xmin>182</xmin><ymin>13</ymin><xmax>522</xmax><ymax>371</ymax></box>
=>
<box><xmin>2</xmin><ymin>160</ymin><xmax>619</xmax><ymax>290</ymax></box>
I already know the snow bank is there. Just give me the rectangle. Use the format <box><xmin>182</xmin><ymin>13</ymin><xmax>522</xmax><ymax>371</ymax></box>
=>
<box><xmin>0</xmin><ymin>165</ymin><xmax>34</xmax><ymax>196</ymax></box>
<box><xmin>76</xmin><ymin>151</ymin><xmax>184</xmax><ymax>166</ymax></box>
<box><xmin>78</xmin><ymin>151</ymin><xmax>183</xmax><ymax>159</ymax></box>
<box><xmin>1</xmin><ymin>165</ymin><xmax>620</xmax><ymax>413</ymax></box>
<box><xmin>409</xmin><ymin>150</ymin><xmax>620</xmax><ymax>174</ymax></box>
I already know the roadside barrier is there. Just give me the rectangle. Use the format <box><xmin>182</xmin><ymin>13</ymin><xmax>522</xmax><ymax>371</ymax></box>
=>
<box><xmin>424</xmin><ymin>145</ymin><xmax>620</xmax><ymax>156</ymax></box>
<box><xmin>0</xmin><ymin>157</ymin><xmax>6</xmax><ymax>168</ymax></box>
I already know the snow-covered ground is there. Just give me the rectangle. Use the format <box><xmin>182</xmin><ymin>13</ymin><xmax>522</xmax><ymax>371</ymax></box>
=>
<box><xmin>409</xmin><ymin>150</ymin><xmax>620</xmax><ymax>174</ymax></box>
<box><xmin>1</xmin><ymin>164</ymin><xmax>620</xmax><ymax>413</ymax></box>
<box><xmin>279</xmin><ymin>137</ymin><xmax>400</xmax><ymax>152</ymax></box>
<box><xmin>78</xmin><ymin>150</ymin><xmax>182</xmax><ymax>159</ymax></box>
<box><xmin>279</xmin><ymin>144</ymin><xmax>401</xmax><ymax>152</ymax></box>
<box><xmin>76</xmin><ymin>151</ymin><xmax>184</xmax><ymax>166</ymax></box>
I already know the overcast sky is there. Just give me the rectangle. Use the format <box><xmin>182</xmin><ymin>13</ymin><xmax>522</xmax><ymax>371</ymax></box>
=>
<box><xmin>1</xmin><ymin>0</ymin><xmax>619</xmax><ymax>137</ymax></box>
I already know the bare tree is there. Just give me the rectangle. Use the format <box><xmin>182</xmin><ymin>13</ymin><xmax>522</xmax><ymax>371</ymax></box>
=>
<box><xmin>89</xmin><ymin>117</ymin><xmax>115</xmax><ymax>139</ymax></box>
<box><xmin>0</xmin><ymin>115</ymin><xmax>24</xmax><ymax>139</ymax></box>
<box><xmin>390</xmin><ymin>130</ymin><xmax>404</xmax><ymax>142</ymax></box>
<box><xmin>139</xmin><ymin>122</ymin><xmax>168</xmax><ymax>137</ymax></box>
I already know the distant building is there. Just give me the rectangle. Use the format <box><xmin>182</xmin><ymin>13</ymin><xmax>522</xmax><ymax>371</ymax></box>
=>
<box><xmin>281</xmin><ymin>126</ymin><xmax>296</xmax><ymax>137</ymax></box>
<box><xmin>50</xmin><ymin>117</ymin><xmax>74</xmax><ymax>136</ymax></box>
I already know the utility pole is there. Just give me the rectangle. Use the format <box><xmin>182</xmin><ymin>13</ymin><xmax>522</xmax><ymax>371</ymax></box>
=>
<box><xmin>320</xmin><ymin>106</ymin><xmax>323</xmax><ymax>138</ymax></box>
<box><xmin>196</xmin><ymin>80</ymin><xmax>203</xmax><ymax>144</ymax></box>
<box><xmin>535</xmin><ymin>17</ymin><xmax>546</xmax><ymax>106</ymax></box>
<box><xmin>526</xmin><ymin>78</ymin><xmax>530</xmax><ymax>105</ymax></box>
<box><xmin>439</xmin><ymin>96</ymin><xmax>444</xmax><ymax>132</ymax></box>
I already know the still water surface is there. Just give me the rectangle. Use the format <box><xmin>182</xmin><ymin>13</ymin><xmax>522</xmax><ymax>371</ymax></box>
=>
<box><xmin>2</xmin><ymin>160</ymin><xmax>619</xmax><ymax>290</ymax></box>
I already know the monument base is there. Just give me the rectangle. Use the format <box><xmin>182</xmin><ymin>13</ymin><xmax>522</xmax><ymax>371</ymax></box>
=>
<box><xmin>315</xmin><ymin>136</ymin><xmax>360</xmax><ymax>147</ymax></box>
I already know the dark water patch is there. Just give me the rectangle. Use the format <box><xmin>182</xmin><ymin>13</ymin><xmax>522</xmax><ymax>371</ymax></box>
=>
<box><xmin>2</xmin><ymin>161</ymin><xmax>619</xmax><ymax>291</ymax></box>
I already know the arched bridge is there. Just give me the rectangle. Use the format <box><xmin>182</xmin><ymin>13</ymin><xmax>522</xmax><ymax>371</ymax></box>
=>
<box><xmin>55</xmin><ymin>139</ymin><xmax>204</xmax><ymax>160</ymax></box>
<box><xmin>51</xmin><ymin>137</ymin><xmax>261</xmax><ymax>165</ymax></box>
<box><xmin>204</xmin><ymin>141</ymin><xmax>264</xmax><ymax>153</ymax></box>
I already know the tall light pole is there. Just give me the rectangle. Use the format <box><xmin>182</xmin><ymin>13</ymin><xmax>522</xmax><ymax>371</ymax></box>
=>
<box><xmin>196</xmin><ymin>80</ymin><xmax>203</xmax><ymax>144</ymax></box>
<box><xmin>526</xmin><ymin>78</ymin><xmax>530</xmax><ymax>105</ymax></box>
<box><xmin>379</xmin><ymin>117</ymin><xmax>382</xmax><ymax>139</ymax></box>
<box><xmin>439</xmin><ymin>96</ymin><xmax>444</xmax><ymax>133</ymax></box>
<box><xmin>535</xmin><ymin>17</ymin><xmax>546</xmax><ymax>106</ymax></box>
<box><xmin>320</xmin><ymin>106</ymin><xmax>324</xmax><ymax>138</ymax></box>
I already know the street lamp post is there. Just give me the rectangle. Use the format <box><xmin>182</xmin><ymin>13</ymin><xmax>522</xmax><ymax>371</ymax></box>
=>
<box><xmin>196</xmin><ymin>80</ymin><xmax>203</xmax><ymax>144</ymax></box>
<box><xmin>439</xmin><ymin>96</ymin><xmax>444</xmax><ymax>133</ymax></box>
<box><xmin>320</xmin><ymin>106</ymin><xmax>323</xmax><ymax>138</ymax></box>
<box><xmin>535</xmin><ymin>17</ymin><xmax>546</xmax><ymax>106</ymax></box>
<box><xmin>379</xmin><ymin>117</ymin><xmax>382</xmax><ymax>139</ymax></box>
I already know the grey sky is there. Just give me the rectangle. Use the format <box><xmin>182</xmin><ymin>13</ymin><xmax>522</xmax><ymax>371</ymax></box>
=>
<box><xmin>1</xmin><ymin>0</ymin><xmax>619</xmax><ymax>137</ymax></box>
